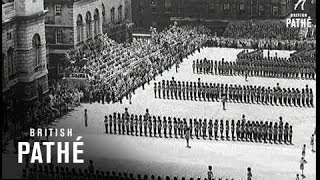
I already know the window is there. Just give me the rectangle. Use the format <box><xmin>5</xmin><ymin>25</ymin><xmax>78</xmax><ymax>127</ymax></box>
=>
<box><xmin>258</xmin><ymin>5</ymin><xmax>264</xmax><ymax>16</ymax></box>
<box><xmin>86</xmin><ymin>11</ymin><xmax>92</xmax><ymax>39</ymax></box>
<box><xmin>223</xmin><ymin>3</ymin><xmax>230</xmax><ymax>11</ymax></box>
<box><xmin>32</xmin><ymin>34</ymin><xmax>41</xmax><ymax>67</ymax></box>
<box><xmin>56</xmin><ymin>29</ymin><xmax>62</xmax><ymax>43</ymax></box>
<box><xmin>239</xmin><ymin>3</ymin><xmax>245</xmax><ymax>15</ymax></box>
<box><xmin>102</xmin><ymin>4</ymin><xmax>106</xmax><ymax>23</ymax></box>
<box><xmin>110</xmin><ymin>7</ymin><xmax>115</xmax><ymax>22</ymax></box>
<box><xmin>272</xmin><ymin>6</ymin><xmax>279</xmax><ymax>16</ymax></box>
<box><xmin>94</xmin><ymin>9</ymin><xmax>100</xmax><ymax>36</ymax></box>
<box><xmin>118</xmin><ymin>5</ymin><xmax>122</xmax><ymax>21</ymax></box>
<box><xmin>7</xmin><ymin>47</ymin><xmax>14</xmax><ymax>76</ymax></box>
<box><xmin>77</xmin><ymin>14</ymin><xmax>83</xmax><ymax>42</ymax></box>
<box><xmin>7</xmin><ymin>32</ymin><xmax>12</xmax><ymax>40</ymax></box>
<box><xmin>55</xmin><ymin>4</ymin><xmax>62</xmax><ymax>16</ymax></box>
<box><xmin>165</xmin><ymin>0</ymin><xmax>172</xmax><ymax>11</ymax></box>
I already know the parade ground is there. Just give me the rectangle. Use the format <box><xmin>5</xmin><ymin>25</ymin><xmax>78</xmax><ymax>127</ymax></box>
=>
<box><xmin>2</xmin><ymin>47</ymin><xmax>316</xmax><ymax>179</ymax></box>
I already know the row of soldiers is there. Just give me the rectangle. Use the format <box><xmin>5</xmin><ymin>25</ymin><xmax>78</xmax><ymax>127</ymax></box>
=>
<box><xmin>22</xmin><ymin>163</ymin><xmax>227</xmax><ymax>180</ymax></box>
<box><xmin>104</xmin><ymin>109</ymin><xmax>293</xmax><ymax>145</ymax></box>
<box><xmin>193</xmin><ymin>58</ymin><xmax>316</xmax><ymax>80</ymax></box>
<box><xmin>154</xmin><ymin>79</ymin><xmax>314</xmax><ymax>108</ymax></box>
<box><xmin>236</xmin><ymin>49</ymin><xmax>315</xmax><ymax>68</ymax></box>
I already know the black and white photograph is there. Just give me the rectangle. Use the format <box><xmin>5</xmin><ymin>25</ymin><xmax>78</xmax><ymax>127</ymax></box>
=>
<box><xmin>1</xmin><ymin>0</ymin><xmax>317</xmax><ymax>179</ymax></box>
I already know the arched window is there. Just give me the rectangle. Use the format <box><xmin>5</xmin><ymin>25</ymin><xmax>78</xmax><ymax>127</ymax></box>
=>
<box><xmin>110</xmin><ymin>7</ymin><xmax>115</xmax><ymax>22</ymax></box>
<box><xmin>77</xmin><ymin>14</ymin><xmax>83</xmax><ymax>42</ymax></box>
<box><xmin>94</xmin><ymin>9</ymin><xmax>100</xmax><ymax>36</ymax></box>
<box><xmin>32</xmin><ymin>34</ymin><xmax>41</xmax><ymax>67</ymax></box>
<box><xmin>7</xmin><ymin>47</ymin><xmax>14</xmax><ymax>76</ymax></box>
<box><xmin>102</xmin><ymin>3</ymin><xmax>106</xmax><ymax>24</ymax></box>
<box><xmin>86</xmin><ymin>11</ymin><xmax>92</xmax><ymax>39</ymax></box>
<box><xmin>118</xmin><ymin>5</ymin><xmax>122</xmax><ymax>22</ymax></box>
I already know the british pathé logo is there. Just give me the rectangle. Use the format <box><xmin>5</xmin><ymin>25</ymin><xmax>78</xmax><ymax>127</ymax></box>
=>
<box><xmin>286</xmin><ymin>0</ymin><xmax>312</xmax><ymax>28</ymax></box>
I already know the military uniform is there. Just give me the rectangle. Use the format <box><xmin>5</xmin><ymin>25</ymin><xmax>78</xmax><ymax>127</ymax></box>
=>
<box><xmin>174</xmin><ymin>119</ymin><xmax>178</xmax><ymax>138</ymax></box>
<box><xmin>148</xmin><ymin>119</ymin><xmax>152</xmax><ymax>137</ymax></box>
<box><xmin>109</xmin><ymin>115</ymin><xmax>113</xmax><ymax>134</ymax></box>
<box><xmin>208</xmin><ymin>120</ymin><xmax>213</xmax><ymax>140</ymax></box>
<box><xmin>202</xmin><ymin>120</ymin><xmax>207</xmax><ymax>139</ymax></box>
<box><xmin>214</xmin><ymin>120</ymin><xmax>218</xmax><ymax>140</ymax></box>
<box><xmin>158</xmin><ymin>120</ymin><xmax>162</xmax><ymax>138</ymax></box>
<box><xmin>153</xmin><ymin>117</ymin><xmax>157</xmax><ymax>137</ymax></box>
<box><xmin>220</xmin><ymin>120</ymin><xmax>224</xmax><ymax>139</ymax></box>
<box><xmin>163</xmin><ymin>118</ymin><xmax>168</xmax><ymax>138</ymax></box>
<box><xmin>104</xmin><ymin>116</ymin><xmax>108</xmax><ymax>133</ymax></box>
<box><xmin>168</xmin><ymin>117</ymin><xmax>172</xmax><ymax>138</ymax></box>
<box><xmin>139</xmin><ymin>116</ymin><xmax>143</xmax><ymax>136</ymax></box>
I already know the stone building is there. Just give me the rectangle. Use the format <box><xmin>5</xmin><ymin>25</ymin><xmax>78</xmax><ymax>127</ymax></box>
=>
<box><xmin>132</xmin><ymin>0</ymin><xmax>296</xmax><ymax>33</ymax></box>
<box><xmin>2</xmin><ymin>0</ymin><xmax>49</xmax><ymax>132</ymax></box>
<box><xmin>44</xmin><ymin>0</ymin><xmax>132</xmax><ymax>79</ymax></box>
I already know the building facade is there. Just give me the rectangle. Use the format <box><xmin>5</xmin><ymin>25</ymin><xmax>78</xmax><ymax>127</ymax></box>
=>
<box><xmin>44</xmin><ymin>0</ymin><xmax>132</xmax><ymax>79</ymax></box>
<box><xmin>2</xmin><ymin>0</ymin><xmax>49</xmax><ymax>132</ymax></box>
<box><xmin>132</xmin><ymin>0</ymin><xmax>296</xmax><ymax>33</ymax></box>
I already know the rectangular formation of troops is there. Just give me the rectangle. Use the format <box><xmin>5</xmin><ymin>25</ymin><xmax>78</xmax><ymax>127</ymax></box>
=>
<box><xmin>104</xmin><ymin>109</ymin><xmax>293</xmax><ymax>145</ymax></box>
<box><xmin>193</xmin><ymin>49</ymin><xmax>316</xmax><ymax>80</ymax></box>
<box><xmin>154</xmin><ymin>78</ymin><xmax>314</xmax><ymax>108</ymax></box>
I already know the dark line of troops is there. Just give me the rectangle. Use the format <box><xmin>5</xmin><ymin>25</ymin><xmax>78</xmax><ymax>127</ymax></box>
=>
<box><xmin>104</xmin><ymin>109</ymin><xmax>293</xmax><ymax>145</ymax></box>
<box><xmin>22</xmin><ymin>163</ymin><xmax>232</xmax><ymax>180</ymax></box>
<box><xmin>154</xmin><ymin>78</ymin><xmax>314</xmax><ymax>108</ymax></box>
<box><xmin>193</xmin><ymin>57</ymin><xmax>316</xmax><ymax>80</ymax></box>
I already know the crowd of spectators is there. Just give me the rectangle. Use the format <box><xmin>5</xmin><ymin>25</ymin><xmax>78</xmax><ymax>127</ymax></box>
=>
<box><xmin>65</xmin><ymin>24</ymin><xmax>211</xmax><ymax>104</ymax></box>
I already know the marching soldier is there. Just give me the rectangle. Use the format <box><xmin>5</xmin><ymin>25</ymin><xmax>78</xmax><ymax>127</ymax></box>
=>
<box><xmin>130</xmin><ymin>115</ymin><xmax>134</xmax><ymax>135</ymax></box>
<box><xmin>139</xmin><ymin>115</ymin><xmax>143</xmax><ymax>136</ymax></box>
<box><xmin>195</xmin><ymin>120</ymin><xmax>200</xmax><ymax>139</ymax></box>
<box><xmin>182</xmin><ymin>82</ymin><xmax>186</xmax><ymax>100</ymax></box>
<box><xmin>134</xmin><ymin>115</ymin><xmax>138</xmax><ymax>136</ymax></box>
<box><xmin>168</xmin><ymin>117</ymin><xmax>172</xmax><ymax>138</ymax></box>
<box><xmin>236</xmin><ymin>120</ymin><xmax>240</xmax><ymax>140</ymax></box>
<box><xmin>214</xmin><ymin>119</ymin><xmax>219</xmax><ymax>140</ymax></box>
<box><xmin>174</xmin><ymin>118</ymin><xmax>178</xmax><ymax>138</ymax></box>
<box><xmin>252</xmin><ymin>122</ymin><xmax>257</xmax><ymax>142</ymax></box>
<box><xmin>268</xmin><ymin>122</ymin><xmax>273</xmax><ymax>143</ymax></box>
<box><xmin>144</xmin><ymin>117</ymin><xmax>148</xmax><ymax>137</ymax></box>
<box><xmin>117</xmin><ymin>114</ymin><xmax>122</xmax><ymax>135</ymax></box>
<box><xmin>158</xmin><ymin>118</ymin><xmax>162</xmax><ymax>138</ymax></box>
<box><xmin>162</xmin><ymin>80</ymin><xmax>166</xmax><ymax>99</ymax></box>
<box><xmin>148</xmin><ymin>118</ymin><xmax>152</xmax><ymax>137</ymax></box>
<box><xmin>208</xmin><ymin>119</ymin><xmax>213</xmax><ymax>140</ymax></box>
<box><xmin>104</xmin><ymin>116</ymin><xmax>108</xmax><ymax>134</ymax></box>
<box><xmin>202</xmin><ymin>119</ymin><xmax>207</xmax><ymax>139</ymax></box>
<box><xmin>163</xmin><ymin>117</ymin><xmax>167</xmax><ymax>138</ymax></box>
<box><xmin>189</xmin><ymin>119</ymin><xmax>193</xmax><ymax>139</ymax></box>
<box><xmin>220</xmin><ymin>119</ymin><xmax>224</xmax><ymax>140</ymax></box>
<box><xmin>153</xmin><ymin>117</ymin><xmax>157</xmax><ymax>137</ymax></box>
<box><xmin>274</xmin><ymin>123</ymin><xmax>278</xmax><ymax>143</ymax></box>
<box><xmin>116</xmin><ymin>113</ymin><xmax>120</xmax><ymax>134</ymax></box>
<box><xmin>225</xmin><ymin>120</ymin><xmax>230</xmax><ymax>140</ymax></box>
<box><xmin>240</xmin><ymin>122</ymin><xmax>244</xmax><ymax>141</ymax></box>
<box><xmin>154</xmin><ymin>83</ymin><xmax>157</xmax><ymax>98</ymax></box>
<box><xmin>158</xmin><ymin>82</ymin><xmax>161</xmax><ymax>99</ymax></box>
<box><xmin>183</xmin><ymin>119</ymin><xmax>188</xmax><ymax>136</ymax></box>
<box><xmin>126</xmin><ymin>116</ymin><xmax>130</xmax><ymax>135</ymax></box>
<box><xmin>248</xmin><ymin>122</ymin><xmax>252</xmax><ymax>141</ymax></box>
<box><xmin>289</xmin><ymin>126</ymin><xmax>293</xmax><ymax>144</ymax></box>
<box><xmin>198</xmin><ymin>119</ymin><xmax>202</xmax><ymax>137</ymax></box>
<box><xmin>109</xmin><ymin>114</ymin><xmax>113</xmax><ymax>134</ymax></box>
<box><xmin>262</xmin><ymin>122</ymin><xmax>267</xmax><ymax>143</ymax></box>
<box><xmin>284</xmin><ymin>122</ymin><xmax>289</xmax><ymax>144</ymax></box>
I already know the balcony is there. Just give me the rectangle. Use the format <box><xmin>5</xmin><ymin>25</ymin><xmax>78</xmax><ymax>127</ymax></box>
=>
<box><xmin>2</xmin><ymin>2</ymin><xmax>16</xmax><ymax>22</ymax></box>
